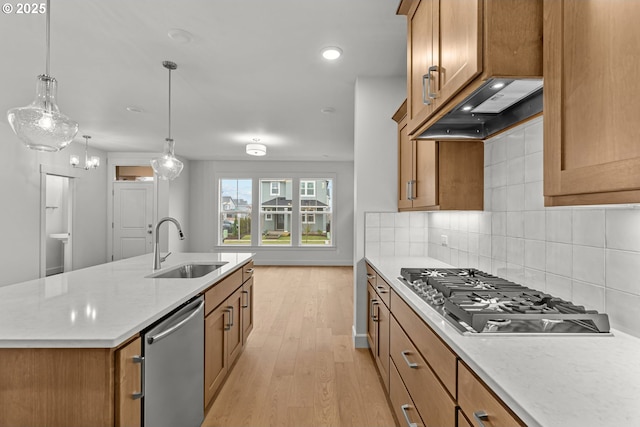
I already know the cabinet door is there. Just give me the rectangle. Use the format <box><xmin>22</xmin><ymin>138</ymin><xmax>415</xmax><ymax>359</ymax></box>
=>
<box><xmin>375</xmin><ymin>301</ymin><xmax>390</xmax><ymax>393</ymax></box>
<box><xmin>398</xmin><ymin>114</ymin><xmax>415</xmax><ymax>210</ymax></box>
<box><xmin>436</xmin><ymin>0</ymin><xmax>482</xmax><ymax>106</ymax></box>
<box><xmin>226</xmin><ymin>287</ymin><xmax>244</xmax><ymax>367</ymax></box>
<box><xmin>204</xmin><ymin>304</ymin><xmax>229</xmax><ymax>408</ymax></box>
<box><xmin>389</xmin><ymin>361</ymin><xmax>425</xmax><ymax>427</ymax></box>
<box><xmin>115</xmin><ymin>337</ymin><xmax>142</xmax><ymax>427</ymax></box>
<box><xmin>544</xmin><ymin>0</ymin><xmax>640</xmax><ymax>205</ymax></box>
<box><xmin>413</xmin><ymin>140</ymin><xmax>438</xmax><ymax>209</ymax></box>
<box><xmin>241</xmin><ymin>277</ymin><xmax>254</xmax><ymax>345</ymax></box>
<box><xmin>408</xmin><ymin>0</ymin><xmax>438</xmax><ymax>132</ymax></box>
<box><xmin>366</xmin><ymin>284</ymin><xmax>378</xmax><ymax>353</ymax></box>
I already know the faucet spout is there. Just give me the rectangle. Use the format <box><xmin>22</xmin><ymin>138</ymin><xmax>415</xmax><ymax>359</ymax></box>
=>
<box><xmin>153</xmin><ymin>217</ymin><xmax>185</xmax><ymax>270</ymax></box>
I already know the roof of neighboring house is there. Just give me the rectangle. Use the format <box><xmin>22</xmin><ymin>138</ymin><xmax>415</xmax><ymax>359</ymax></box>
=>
<box><xmin>262</xmin><ymin>197</ymin><xmax>327</xmax><ymax>207</ymax></box>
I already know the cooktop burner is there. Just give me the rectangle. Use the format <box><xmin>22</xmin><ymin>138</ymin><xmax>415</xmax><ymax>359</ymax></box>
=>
<box><xmin>399</xmin><ymin>268</ymin><xmax>611</xmax><ymax>335</ymax></box>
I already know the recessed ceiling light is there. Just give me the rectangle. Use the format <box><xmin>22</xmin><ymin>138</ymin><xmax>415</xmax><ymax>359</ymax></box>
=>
<box><xmin>461</xmin><ymin>105</ymin><xmax>473</xmax><ymax>112</ymax></box>
<box><xmin>126</xmin><ymin>106</ymin><xmax>144</xmax><ymax>113</ymax></box>
<box><xmin>321</xmin><ymin>46</ymin><xmax>342</xmax><ymax>60</ymax></box>
<box><xmin>491</xmin><ymin>82</ymin><xmax>506</xmax><ymax>90</ymax></box>
<box><xmin>167</xmin><ymin>28</ymin><xmax>193</xmax><ymax>44</ymax></box>
<box><xmin>321</xmin><ymin>107</ymin><xmax>336</xmax><ymax>114</ymax></box>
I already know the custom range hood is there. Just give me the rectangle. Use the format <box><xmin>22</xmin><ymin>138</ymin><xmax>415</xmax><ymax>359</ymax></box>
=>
<box><xmin>417</xmin><ymin>78</ymin><xmax>543</xmax><ymax>140</ymax></box>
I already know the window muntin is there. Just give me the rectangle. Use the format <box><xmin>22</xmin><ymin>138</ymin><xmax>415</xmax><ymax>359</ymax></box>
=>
<box><xmin>300</xmin><ymin>179</ymin><xmax>332</xmax><ymax>246</ymax></box>
<box><xmin>270</xmin><ymin>181</ymin><xmax>280</xmax><ymax>196</ymax></box>
<box><xmin>260</xmin><ymin>179</ymin><xmax>292</xmax><ymax>246</ymax></box>
<box><xmin>300</xmin><ymin>180</ymin><xmax>316</xmax><ymax>197</ymax></box>
<box><xmin>219</xmin><ymin>179</ymin><xmax>252</xmax><ymax>245</ymax></box>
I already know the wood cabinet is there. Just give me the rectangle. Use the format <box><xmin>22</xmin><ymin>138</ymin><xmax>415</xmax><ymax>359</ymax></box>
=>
<box><xmin>241</xmin><ymin>276</ymin><xmax>254</xmax><ymax>345</ymax></box>
<box><xmin>394</xmin><ymin>101</ymin><xmax>485</xmax><ymax>211</ymax></box>
<box><xmin>458</xmin><ymin>361</ymin><xmax>524</xmax><ymax>427</ymax></box>
<box><xmin>366</xmin><ymin>265</ymin><xmax>391</xmax><ymax>392</ymax></box>
<box><xmin>389</xmin><ymin>361</ymin><xmax>426</xmax><ymax>427</ymax></box>
<box><xmin>115</xmin><ymin>337</ymin><xmax>143</xmax><ymax>427</ymax></box>
<box><xmin>400</xmin><ymin>0</ymin><xmax>543</xmax><ymax>138</ymax></box>
<box><xmin>204</xmin><ymin>302</ymin><xmax>230</xmax><ymax>409</ymax></box>
<box><xmin>543</xmin><ymin>0</ymin><xmax>640</xmax><ymax>206</ymax></box>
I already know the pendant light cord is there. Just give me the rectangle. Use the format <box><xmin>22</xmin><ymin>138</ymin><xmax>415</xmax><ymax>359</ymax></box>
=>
<box><xmin>45</xmin><ymin>0</ymin><xmax>50</xmax><ymax>76</ymax></box>
<box><xmin>167</xmin><ymin>66</ymin><xmax>172</xmax><ymax>140</ymax></box>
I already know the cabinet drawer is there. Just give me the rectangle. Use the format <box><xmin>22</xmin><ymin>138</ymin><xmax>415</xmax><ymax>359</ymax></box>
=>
<box><xmin>389</xmin><ymin>360</ymin><xmax>425</xmax><ymax>427</ymax></box>
<box><xmin>366</xmin><ymin>263</ymin><xmax>390</xmax><ymax>308</ymax></box>
<box><xmin>366</xmin><ymin>263</ymin><xmax>377</xmax><ymax>287</ymax></box>
<box><xmin>458</xmin><ymin>361</ymin><xmax>524</xmax><ymax>427</ymax></box>
<box><xmin>242</xmin><ymin>260</ymin><xmax>254</xmax><ymax>283</ymax></box>
<box><xmin>205</xmin><ymin>268</ymin><xmax>242</xmax><ymax>316</ymax></box>
<box><xmin>390</xmin><ymin>316</ymin><xmax>456</xmax><ymax>427</ymax></box>
<box><xmin>390</xmin><ymin>290</ymin><xmax>457</xmax><ymax>396</ymax></box>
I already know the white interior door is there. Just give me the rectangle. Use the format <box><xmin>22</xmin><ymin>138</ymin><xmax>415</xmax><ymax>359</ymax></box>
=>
<box><xmin>113</xmin><ymin>182</ymin><xmax>154</xmax><ymax>261</ymax></box>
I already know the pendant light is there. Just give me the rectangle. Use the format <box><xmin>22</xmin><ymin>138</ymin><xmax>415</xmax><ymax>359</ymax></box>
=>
<box><xmin>6</xmin><ymin>0</ymin><xmax>79</xmax><ymax>152</ymax></box>
<box><xmin>70</xmin><ymin>135</ymin><xmax>100</xmax><ymax>170</ymax></box>
<box><xmin>151</xmin><ymin>61</ymin><xmax>184</xmax><ymax>181</ymax></box>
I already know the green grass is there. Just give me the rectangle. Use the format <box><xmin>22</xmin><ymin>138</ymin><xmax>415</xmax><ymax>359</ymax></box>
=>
<box><xmin>222</xmin><ymin>234</ymin><xmax>331</xmax><ymax>246</ymax></box>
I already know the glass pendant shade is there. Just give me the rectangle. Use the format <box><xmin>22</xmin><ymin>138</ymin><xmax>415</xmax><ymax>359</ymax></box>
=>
<box><xmin>7</xmin><ymin>74</ymin><xmax>79</xmax><ymax>152</ymax></box>
<box><xmin>151</xmin><ymin>138</ymin><xmax>183</xmax><ymax>180</ymax></box>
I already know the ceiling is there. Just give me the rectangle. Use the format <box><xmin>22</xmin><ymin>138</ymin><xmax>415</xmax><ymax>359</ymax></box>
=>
<box><xmin>0</xmin><ymin>0</ymin><xmax>406</xmax><ymax>161</ymax></box>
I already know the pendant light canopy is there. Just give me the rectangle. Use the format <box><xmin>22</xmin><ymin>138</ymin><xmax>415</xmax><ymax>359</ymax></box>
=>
<box><xmin>151</xmin><ymin>61</ymin><xmax>183</xmax><ymax>181</ymax></box>
<box><xmin>6</xmin><ymin>0</ymin><xmax>78</xmax><ymax>152</ymax></box>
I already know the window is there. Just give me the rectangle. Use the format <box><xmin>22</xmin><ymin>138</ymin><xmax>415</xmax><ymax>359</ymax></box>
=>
<box><xmin>300</xmin><ymin>180</ymin><xmax>315</xmax><ymax>197</ymax></box>
<box><xmin>300</xmin><ymin>179</ymin><xmax>332</xmax><ymax>246</ymax></box>
<box><xmin>260</xmin><ymin>179</ymin><xmax>292</xmax><ymax>245</ymax></box>
<box><xmin>270</xmin><ymin>181</ymin><xmax>280</xmax><ymax>196</ymax></box>
<box><xmin>219</xmin><ymin>179</ymin><xmax>252</xmax><ymax>246</ymax></box>
<box><xmin>217</xmin><ymin>177</ymin><xmax>334</xmax><ymax>248</ymax></box>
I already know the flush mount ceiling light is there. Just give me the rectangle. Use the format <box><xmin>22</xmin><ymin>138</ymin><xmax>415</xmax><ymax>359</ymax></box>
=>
<box><xmin>167</xmin><ymin>28</ymin><xmax>193</xmax><ymax>44</ymax></box>
<box><xmin>246</xmin><ymin>138</ymin><xmax>266</xmax><ymax>156</ymax></box>
<box><xmin>151</xmin><ymin>61</ymin><xmax>184</xmax><ymax>181</ymax></box>
<box><xmin>70</xmin><ymin>135</ymin><xmax>100</xmax><ymax>170</ymax></box>
<box><xmin>6</xmin><ymin>0</ymin><xmax>79</xmax><ymax>152</ymax></box>
<box><xmin>321</xmin><ymin>46</ymin><xmax>342</xmax><ymax>60</ymax></box>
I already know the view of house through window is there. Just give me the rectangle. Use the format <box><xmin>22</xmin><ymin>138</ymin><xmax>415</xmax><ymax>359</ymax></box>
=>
<box><xmin>219</xmin><ymin>177</ymin><xmax>334</xmax><ymax>247</ymax></box>
<box><xmin>220</xmin><ymin>179</ymin><xmax>252</xmax><ymax>245</ymax></box>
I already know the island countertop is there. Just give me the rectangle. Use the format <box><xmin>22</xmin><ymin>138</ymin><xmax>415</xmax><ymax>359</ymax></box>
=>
<box><xmin>0</xmin><ymin>252</ymin><xmax>253</xmax><ymax>348</ymax></box>
<box><xmin>365</xmin><ymin>255</ymin><xmax>640</xmax><ymax>427</ymax></box>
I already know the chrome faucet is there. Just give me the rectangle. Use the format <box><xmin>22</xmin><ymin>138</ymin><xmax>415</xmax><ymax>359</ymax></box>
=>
<box><xmin>153</xmin><ymin>217</ymin><xmax>185</xmax><ymax>270</ymax></box>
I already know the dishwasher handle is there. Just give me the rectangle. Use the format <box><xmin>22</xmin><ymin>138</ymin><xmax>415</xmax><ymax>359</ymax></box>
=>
<box><xmin>147</xmin><ymin>300</ymin><xmax>205</xmax><ymax>345</ymax></box>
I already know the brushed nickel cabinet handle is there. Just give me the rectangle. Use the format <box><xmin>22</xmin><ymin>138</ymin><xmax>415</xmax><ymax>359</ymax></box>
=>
<box><xmin>473</xmin><ymin>410</ymin><xmax>489</xmax><ymax>427</ymax></box>
<box><xmin>400</xmin><ymin>404</ymin><xmax>419</xmax><ymax>427</ymax></box>
<box><xmin>401</xmin><ymin>350</ymin><xmax>418</xmax><ymax>368</ymax></box>
<box><xmin>376</xmin><ymin>285</ymin><xmax>389</xmax><ymax>294</ymax></box>
<box><xmin>132</xmin><ymin>355</ymin><xmax>144</xmax><ymax>400</ymax></box>
<box><xmin>241</xmin><ymin>290</ymin><xmax>249</xmax><ymax>308</ymax></box>
<box><xmin>427</xmin><ymin>65</ymin><xmax>438</xmax><ymax>99</ymax></box>
<box><xmin>366</xmin><ymin>274</ymin><xmax>375</xmax><ymax>280</ymax></box>
<box><xmin>245</xmin><ymin>268</ymin><xmax>254</xmax><ymax>274</ymax></box>
<box><xmin>422</xmin><ymin>73</ymin><xmax>432</xmax><ymax>105</ymax></box>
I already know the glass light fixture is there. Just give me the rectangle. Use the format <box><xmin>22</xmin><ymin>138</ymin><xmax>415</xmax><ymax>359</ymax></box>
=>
<box><xmin>246</xmin><ymin>138</ymin><xmax>266</xmax><ymax>156</ymax></box>
<box><xmin>151</xmin><ymin>61</ymin><xmax>184</xmax><ymax>180</ymax></box>
<box><xmin>70</xmin><ymin>135</ymin><xmax>100</xmax><ymax>170</ymax></box>
<box><xmin>6</xmin><ymin>0</ymin><xmax>79</xmax><ymax>151</ymax></box>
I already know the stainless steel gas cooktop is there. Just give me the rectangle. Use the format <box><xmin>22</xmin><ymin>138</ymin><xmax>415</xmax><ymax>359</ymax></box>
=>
<box><xmin>399</xmin><ymin>268</ymin><xmax>611</xmax><ymax>335</ymax></box>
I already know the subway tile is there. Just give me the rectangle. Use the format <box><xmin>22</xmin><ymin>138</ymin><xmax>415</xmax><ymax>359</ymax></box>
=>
<box><xmin>524</xmin><ymin>118</ymin><xmax>543</xmax><ymax>154</ymax></box>
<box><xmin>546</xmin><ymin>242</ymin><xmax>572</xmax><ymax>277</ymax></box>
<box><xmin>605</xmin><ymin>249</ymin><xmax>640</xmax><ymax>294</ymax></box>
<box><xmin>380</xmin><ymin>212</ymin><xmax>395</xmax><ymax>227</ymax></box>
<box><xmin>524</xmin><ymin>239</ymin><xmax>546</xmax><ymax>271</ymax></box>
<box><xmin>365</xmin><ymin>227</ymin><xmax>380</xmax><ymax>242</ymax></box>
<box><xmin>606</xmin><ymin>289</ymin><xmax>640</xmax><ymax>335</ymax></box>
<box><xmin>524</xmin><ymin>181</ymin><xmax>545</xmax><ymax>210</ymax></box>
<box><xmin>506</xmin><ymin>237</ymin><xmax>525</xmax><ymax>266</ymax></box>
<box><xmin>524</xmin><ymin>151</ymin><xmax>543</xmax><ymax>183</ymax></box>
<box><xmin>380</xmin><ymin>227</ymin><xmax>395</xmax><ymax>242</ymax></box>
<box><xmin>505</xmin><ymin>128</ymin><xmax>526</xmax><ymax>160</ymax></box>
<box><xmin>572</xmin><ymin>209</ymin><xmax>605</xmax><ymax>247</ymax></box>
<box><xmin>506</xmin><ymin>184</ymin><xmax>525</xmax><ymax>212</ymax></box>
<box><xmin>546</xmin><ymin>210</ymin><xmax>572</xmax><ymax>243</ymax></box>
<box><xmin>606</xmin><ymin>209</ymin><xmax>640</xmax><ymax>252</ymax></box>
<box><xmin>507</xmin><ymin>156</ymin><xmax>525</xmax><ymax>185</ymax></box>
<box><xmin>492</xmin><ymin>212</ymin><xmax>507</xmax><ymax>236</ymax></box>
<box><xmin>572</xmin><ymin>280</ymin><xmax>605</xmax><ymax>313</ymax></box>
<box><xmin>365</xmin><ymin>212</ymin><xmax>380</xmax><ymax>227</ymax></box>
<box><xmin>506</xmin><ymin>211</ymin><xmax>524</xmax><ymax>238</ymax></box>
<box><xmin>492</xmin><ymin>235</ymin><xmax>507</xmax><ymax>261</ymax></box>
<box><xmin>546</xmin><ymin>273</ymin><xmax>572</xmax><ymax>301</ymax></box>
<box><xmin>492</xmin><ymin>162</ymin><xmax>507</xmax><ymax>188</ymax></box>
<box><xmin>524</xmin><ymin>211</ymin><xmax>546</xmax><ymax>240</ymax></box>
<box><xmin>572</xmin><ymin>245</ymin><xmax>605</xmax><ymax>286</ymax></box>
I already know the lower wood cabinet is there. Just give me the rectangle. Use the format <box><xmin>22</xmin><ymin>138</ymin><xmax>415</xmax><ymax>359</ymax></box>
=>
<box><xmin>115</xmin><ymin>337</ymin><xmax>143</xmax><ymax>427</ymax></box>
<box><xmin>389</xmin><ymin>360</ymin><xmax>425</xmax><ymax>427</ymax></box>
<box><xmin>241</xmin><ymin>276</ymin><xmax>254</xmax><ymax>345</ymax></box>
<box><xmin>204</xmin><ymin>301</ymin><xmax>230</xmax><ymax>407</ymax></box>
<box><xmin>367</xmin><ymin>282</ymin><xmax>390</xmax><ymax>392</ymax></box>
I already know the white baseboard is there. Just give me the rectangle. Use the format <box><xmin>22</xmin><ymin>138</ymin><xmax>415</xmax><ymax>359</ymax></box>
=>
<box><xmin>352</xmin><ymin>325</ymin><xmax>369</xmax><ymax>348</ymax></box>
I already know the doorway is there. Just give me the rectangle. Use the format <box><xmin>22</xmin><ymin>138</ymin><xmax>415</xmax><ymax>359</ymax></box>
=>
<box><xmin>112</xmin><ymin>181</ymin><xmax>154</xmax><ymax>260</ymax></box>
<box><xmin>40</xmin><ymin>173</ymin><xmax>75</xmax><ymax>278</ymax></box>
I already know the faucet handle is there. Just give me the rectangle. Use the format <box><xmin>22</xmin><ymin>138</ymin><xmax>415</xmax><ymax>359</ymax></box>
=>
<box><xmin>160</xmin><ymin>252</ymin><xmax>172</xmax><ymax>262</ymax></box>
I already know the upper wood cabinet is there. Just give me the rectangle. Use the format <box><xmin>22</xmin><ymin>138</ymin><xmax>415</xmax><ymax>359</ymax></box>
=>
<box><xmin>399</xmin><ymin>0</ymin><xmax>543</xmax><ymax>137</ymax></box>
<box><xmin>543</xmin><ymin>0</ymin><xmax>640</xmax><ymax>206</ymax></box>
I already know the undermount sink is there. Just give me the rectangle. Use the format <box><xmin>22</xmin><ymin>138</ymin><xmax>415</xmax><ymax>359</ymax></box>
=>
<box><xmin>147</xmin><ymin>262</ymin><xmax>228</xmax><ymax>279</ymax></box>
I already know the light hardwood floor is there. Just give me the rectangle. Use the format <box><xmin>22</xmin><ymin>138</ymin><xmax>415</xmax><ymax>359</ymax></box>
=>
<box><xmin>202</xmin><ymin>266</ymin><xmax>396</xmax><ymax>427</ymax></box>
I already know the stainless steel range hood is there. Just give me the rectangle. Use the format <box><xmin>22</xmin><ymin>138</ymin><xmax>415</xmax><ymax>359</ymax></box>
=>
<box><xmin>417</xmin><ymin>78</ymin><xmax>543</xmax><ymax>140</ymax></box>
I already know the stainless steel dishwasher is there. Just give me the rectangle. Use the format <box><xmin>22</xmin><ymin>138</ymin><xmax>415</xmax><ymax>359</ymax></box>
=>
<box><xmin>142</xmin><ymin>296</ymin><xmax>204</xmax><ymax>427</ymax></box>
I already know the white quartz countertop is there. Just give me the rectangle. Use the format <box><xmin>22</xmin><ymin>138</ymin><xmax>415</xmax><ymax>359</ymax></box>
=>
<box><xmin>0</xmin><ymin>252</ymin><xmax>253</xmax><ymax>348</ymax></box>
<box><xmin>365</xmin><ymin>255</ymin><xmax>640</xmax><ymax>427</ymax></box>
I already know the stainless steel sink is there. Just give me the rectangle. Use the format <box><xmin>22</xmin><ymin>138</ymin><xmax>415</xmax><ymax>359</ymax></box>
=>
<box><xmin>147</xmin><ymin>262</ymin><xmax>227</xmax><ymax>279</ymax></box>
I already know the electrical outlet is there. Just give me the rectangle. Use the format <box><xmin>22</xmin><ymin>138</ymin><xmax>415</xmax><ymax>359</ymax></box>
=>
<box><xmin>441</xmin><ymin>234</ymin><xmax>448</xmax><ymax>247</ymax></box>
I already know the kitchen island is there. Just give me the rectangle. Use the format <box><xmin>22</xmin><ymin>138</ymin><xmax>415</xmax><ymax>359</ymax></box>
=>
<box><xmin>366</xmin><ymin>254</ymin><xmax>640</xmax><ymax>427</ymax></box>
<box><xmin>0</xmin><ymin>252</ymin><xmax>253</xmax><ymax>426</ymax></box>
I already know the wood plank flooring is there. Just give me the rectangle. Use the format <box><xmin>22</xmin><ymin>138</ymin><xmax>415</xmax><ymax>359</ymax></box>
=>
<box><xmin>202</xmin><ymin>266</ymin><xmax>396</xmax><ymax>427</ymax></box>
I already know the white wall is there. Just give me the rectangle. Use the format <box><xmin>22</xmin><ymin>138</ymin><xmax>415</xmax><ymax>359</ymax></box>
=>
<box><xmin>188</xmin><ymin>160</ymin><xmax>354</xmax><ymax>265</ymax></box>
<box><xmin>0</xmin><ymin>124</ymin><xmax>108</xmax><ymax>286</ymax></box>
<box><xmin>427</xmin><ymin>117</ymin><xmax>640</xmax><ymax>338</ymax></box>
<box><xmin>353</xmin><ymin>76</ymin><xmax>405</xmax><ymax>347</ymax></box>
<box><xmin>168</xmin><ymin>162</ymin><xmax>190</xmax><ymax>253</ymax></box>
